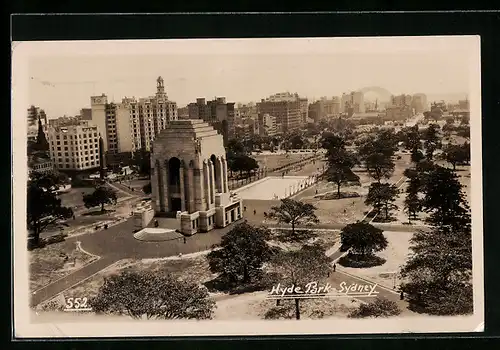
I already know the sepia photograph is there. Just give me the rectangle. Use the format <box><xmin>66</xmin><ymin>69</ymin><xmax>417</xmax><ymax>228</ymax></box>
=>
<box><xmin>12</xmin><ymin>36</ymin><xmax>483</xmax><ymax>337</ymax></box>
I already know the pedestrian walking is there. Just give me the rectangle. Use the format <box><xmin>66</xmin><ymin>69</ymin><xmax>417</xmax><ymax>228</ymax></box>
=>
<box><xmin>400</xmin><ymin>291</ymin><xmax>404</xmax><ymax>300</ymax></box>
<box><xmin>183</xmin><ymin>237</ymin><xmax>187</xmax><ymax>244</ymax></box>
<box><xmin>154</xmin><ymin>220</ymin><xmax>159</xmax><ymax>228</ymax></box>
<box><xmin>244</xmin><ymin>206</ymin><xmax>247</xmax><ymax>212</ymax></box>
<box><xmin>253</xmin><ymin>209</ymin><xmax>256</xmax><ymax>215</ymax></box>
<box><xmin>333</xmin><ymin>263</ymin><xmax>336</xmax><ymax>272</ymax></box>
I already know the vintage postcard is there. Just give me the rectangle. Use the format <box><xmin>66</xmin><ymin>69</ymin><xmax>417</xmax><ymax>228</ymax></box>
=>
<box><xmin>12</xmin><ymin>36</ymin><xmax>483</xmax><ymax>337</ymax></box>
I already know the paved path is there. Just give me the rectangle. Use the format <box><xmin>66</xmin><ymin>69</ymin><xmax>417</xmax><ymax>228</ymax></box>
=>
<box><xmin>31</xmin><ymin>218</ymin><xmax>239</xmax><ymax>306</ymax></box>
<box><xmin>326</xmin><ymin>270</ymin><xmax>408</xmax><ymax>310</ymax></box>
<box><xmin>248</xmin><ymin>220</ymin><xmax>429</xmax><ymax>233</ymax></box>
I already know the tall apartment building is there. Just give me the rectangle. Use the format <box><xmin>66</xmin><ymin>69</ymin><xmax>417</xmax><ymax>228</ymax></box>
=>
<box><xmin>341</xmin><ymin>92</ymin><xmax>365</xmax><ymax>114</ymax></box>
<box><xmin>391</xmin><ymin>94</ymin><xmax>413</xmax><ymax>108</ymax></box>
<box><xmin>188</xmin><ymin>97</ymin><xmax>235</xmax><ymax>145</ymax></box>
<box><xmin>258</xmin><ymin>113</ymin><xmax>277</xmax><ymax>137</ymax></box>
<box><xmin>299</xmin><ymin>97</ymin><xmax>309</xmax><ymax>123</ymax></box>
<box><xmin>257</xmin><ymin>92</ymin><xmax>305</xmax><ymax>134</ymax></box>
<box><xmin>90</xmin><ymin>77</ymin><xmax>178</xmax><ymax>157</ymax></box>
<box><xmin>308</xmin><ymin>97</ymin><xmax>341</xmax><ymax>122</ymax></box>
<box><xmin>411</xmin><ymin>93</ymin><xmax>428</xmax><ymax>114</ymax></box>
<box><xmin>46</xmin><ymin>122</ymin><xmax>101</xmax><ymax>171</ymax></box>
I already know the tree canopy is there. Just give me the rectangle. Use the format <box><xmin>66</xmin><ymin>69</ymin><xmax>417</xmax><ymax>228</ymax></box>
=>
<box><xmin>268</xmin><ymin>199</ymin><xmax>319</xmax><ymax>235</ymax></box>
<box><xmin>365</xmin><ymin>182</ymin><xmax>399</xmax><ymax>220</ymax></box>
<box><xmin>268</xmin><ymin>244</ymin><xmax>331</xmax><ymax>320</ymax></box>
<box><xmin>27</xmin><ymin>172</ymin><xmax>74</xmax><ymax>248</ymax></box>
<box><xmin>440</xmin><ymin>143</ymin><xmax>470</xmax><ymax>170</ymax></box>
<box><xmin>207</xmin><ymin>222</ymin><xmax>274</xmax><ymax>286</ymax></box>
<box><xmin>90</xmin><ymin>271</ymin><xmax>215</xmax><ymax>320</ymax></box>
<box><xmin>83</xmin><ymin>185</ymin><xmax>118</xmax><ymax>212</ymax></box>
<box><xmin>340</xmin><ymin>222</ymin><xmax>388</xmax><ymax>257</ymax></box>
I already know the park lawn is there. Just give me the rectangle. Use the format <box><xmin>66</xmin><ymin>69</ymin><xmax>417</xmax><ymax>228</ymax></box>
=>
<box><xmin>214</xmin><ymin>292</ymin><xmax>360</xmax><ymax>320</ymax></box>
<box><xmin>266</xmin><ymin>229</ymin><xmax>340</xmax><ymax>252</ymax></box>
<box><xmin>339</xmin><ymin>231</ymin><xmax>414</xmax><ymax>290</ymax></box>
<box><xmin>39</xmin><ymin>253</ymin><xmax>216</xmax><ymax>311</ymax></box>
<box><xmin>59</xmin><ymin>186</ymin><xmax>129</xmax><ymax>210</ymax></box>
<box><xmin>253</xmin><ymin>153</ymin><xmax>311</xmax><ymax>171</ymax></box>
<box><xmin>30</xmin><ymin>241</ymin><xmax>99</xmax><ymax>293</ymax></box>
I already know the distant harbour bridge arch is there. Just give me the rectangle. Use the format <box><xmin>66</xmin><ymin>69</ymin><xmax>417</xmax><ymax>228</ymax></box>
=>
<box><xmin>357</xmin><ymin>86</ymin><xmax>392</xmax><ymax>102</ymax></box>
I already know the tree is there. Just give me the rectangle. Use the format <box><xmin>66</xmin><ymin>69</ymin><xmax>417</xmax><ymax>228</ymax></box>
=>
<box><xmin>268</xmin><ymin>244</ymin><xmax>330</xmax><ymax>320</ymax></box>
<box><xmin>400</xmin><ymin>125</ymin><xmax>421</xmax><ymax>150</ymax></box>
<box><xmin>229</xmin><ymin>154</ymin><xmax>259</xmax><ymax>177</ymax></box>
<box><xmin>357</xmin><ymin>129</ymin><xmax>398</xmax><ymax>160</ymax></box>
<box><xmin>27</xmin><ymin>172</ymin><xmax>74</xmax><ymax>247</ymax></box>
<box><xmin>227</xmin><ymin>138</ymin><xmax>246</xmax><ymax>155</ymax></box>
<box><xmin>83</xmin><ymin>185</ymin><xmax>118</xmax><ymax>212</ymax></box>
<box><xmin>419</xmin><ymin>165</ymin><xmax>470</xmax><ymax>228</ymax></box>
<box><xmin>404</xmin><ymin>176</ymin><xmax>422</xmax><ymax>222</ymax></box>
<box><xmin>365</xmin><ymin>152</ymin><xmax>395</xmax><ymax>183</ymax></box>
<box><xmin>340</xmin><ymin>222</ymin><xmax>388</xmax><ymax>257</ymax></box>
<box><xmin>410</xmin><ymin>147</ymin><xmax>425</xmax><ymax>163</ymax></box>
<box><xmin>422</xmin><ymin>124</ymin><xmax>441</xmax><ymax>160</ymax></box>
<box><xmin>90</xmin><ymin>271</ymin><xmax>215</xmax><ymax>319</ymax></box>
<box><xmin>268</xmin><ymin>199</ymin><xmax>320</xmax><ymax>236</ymax></box>
<box><xmin>348</xmin><ymin>297</ymin><xmax>401</xmax><ymax>318</ymax></box>
<box><xmin>400</xmin><ymin>220</ymin><xmax>472</xmax><ymax>315</ymax></box>
<box><xmin>289</xmin><ymin>133</ymin><xmax>305</xmax><ymax>149</ymax></box>
<box><xmin>326</xmin><ymin>148</ymin><xmax>359</xmax><ymax>197</ymax></box>
<box><xmin>460</xmin><ymin>114</ymin><xmax>470</xmax><ymax>126</ymax></box>
<box><xmin>441</xmin><ymin>144</ymin><xmax>469</xmax><ymax>171</ymax></box>
<box><xmin>207</xmin><ymin>222</ymin><xmax>274</xmax><ymax>286</ymax></box>
<box><xmin>456</xmin><ymin>125</ymin><xmax>470</xmax><ymax>140</ymax></box>
<box><xmin>365</xmin><ymin>182</ymin><xmax>399</xmax><ymax>220</ymax></box>
<box><xmin>320</xmin><ymin>132</ymin><xmax>346</xmax><ymax>156</ymax></box>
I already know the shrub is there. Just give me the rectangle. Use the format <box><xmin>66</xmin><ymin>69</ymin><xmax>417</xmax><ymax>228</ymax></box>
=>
<box><xmin>348</xmin><ymin>297</ymin><xmax>401</xmax><ymax>318</ymax></box>
<box><xmin>338</xmin><ymin>252</ymin><xmax>386</xmax><ymax>268</ymax></box>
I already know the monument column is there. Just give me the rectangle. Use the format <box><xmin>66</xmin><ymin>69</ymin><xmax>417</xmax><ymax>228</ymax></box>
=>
<box><xmin>203</xmin><ymin>160</ymin><xmax>210</xmax><ymax>209</ymax></box>
<box><xmin>186</xmin><ymin>163</ymin><xmax>195</xmax><ymax>213</ymax></box>
<box><xmin>209</xmin><ymin>160</ymin><xmax>216</xmax><ymax>203</ymax></box>
<box><xmin>216</xmin><ymin>157</ymin><xmax>224</xmax><ymax>193</ymax></box>
<box><xmin>179</xmin><ymin>161</ymin><xmax>186</xmax><ymax>212</ymax></box>
<box><xmin>151</xmin><ymin>159</ymin><xmax>160</xmax><ymax>211</ymax></box>
<box><xmin>222</xmin><ymin>157</ymin><xmax>229</xmax><ymax>193</ymax></box>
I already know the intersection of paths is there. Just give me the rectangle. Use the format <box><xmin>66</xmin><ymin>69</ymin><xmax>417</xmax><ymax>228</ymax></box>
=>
<box><xmin>31</xmin><ymin>218</ymin><xmax>236</xmax><ymax>306</ymax></box>
<box><xmin>32</xmin><ymin>195</ymin><xmax>422</xmax><ymax>307</ymax></box>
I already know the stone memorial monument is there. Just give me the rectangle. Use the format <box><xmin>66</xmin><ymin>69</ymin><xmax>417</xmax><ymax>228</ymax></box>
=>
<box><xmin>150</xmin><ymin>119</ymin><xmax>243</xmax><ymax>235</ymax></box>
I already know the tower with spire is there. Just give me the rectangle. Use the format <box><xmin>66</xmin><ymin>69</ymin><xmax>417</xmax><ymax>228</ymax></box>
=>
<box><xmin>155</xmin><ymin>76</ymin><xmax>167</xmax><ymax>101</ymax></box>
<box><xmin>35</xmin><ymin>116</ymin><xmax>49</xmax><ymax>153</ymax></box>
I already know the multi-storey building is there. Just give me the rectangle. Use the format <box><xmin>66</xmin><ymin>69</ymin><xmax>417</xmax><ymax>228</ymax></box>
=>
<box><xmin>411</xmin><ymin>93</ymin><xmax>428</xmax><ymax>114</ymax></box>
<box><xmin>188</xmin><ymin>97</ymin><xmax>235</xmax><ymax>145</ymax></box>
<box><xmin>90</xmin><ymin>77</ymin><xmax>178</xmax><ymax>158</ymax></box>
<box><xmin>341</xmin><ymin>92</ymin><xmax>365</xmax><ymax>114</ymax></box>
<box><xmin>28</xmin><ymin>155</ymin><xmax>54</xmax><ymax>174</ymax></box>
<box><xmin>257</xmin><ymin>92</ymin><xmax>305</xmax><ymax>134</ymax></box>
<box><xmin>308</xmin><ymin>97</ymin><xmax>341</xmax><ymax>122</ymax></box>
<box><xmin>258</xmin><ymin>113</ymin><xmax>277</xmax><ymax>137</ymax></box>
<box><xmin>46</xmin><ymin>122</ymin><xmax>101</xmax><ymax>171</ymax></box>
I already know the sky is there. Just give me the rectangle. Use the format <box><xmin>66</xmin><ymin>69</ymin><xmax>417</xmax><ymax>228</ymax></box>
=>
<box><xmin>18</xmin><ymin>37</ymin><xmax>479</xmax><ymax>118</ymax></box>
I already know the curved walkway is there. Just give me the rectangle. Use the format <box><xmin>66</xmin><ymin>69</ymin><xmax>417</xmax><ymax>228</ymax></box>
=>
<box><xmin>31</xmin><ymin>218</ymin><xmax>236</xmax><ymax>306</ymax></box>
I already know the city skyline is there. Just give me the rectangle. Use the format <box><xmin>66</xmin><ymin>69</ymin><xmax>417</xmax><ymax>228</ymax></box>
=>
<box><xmin>22</xmin><ymin>37</ymin><xmax>476</xmax><ymax>118</ymax></box>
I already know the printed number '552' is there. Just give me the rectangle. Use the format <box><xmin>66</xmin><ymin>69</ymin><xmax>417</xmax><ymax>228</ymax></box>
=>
<box><xmin>65</xmin><ymin>297</ymin><xmax>88</xmax><ymax>309</ymax></box>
